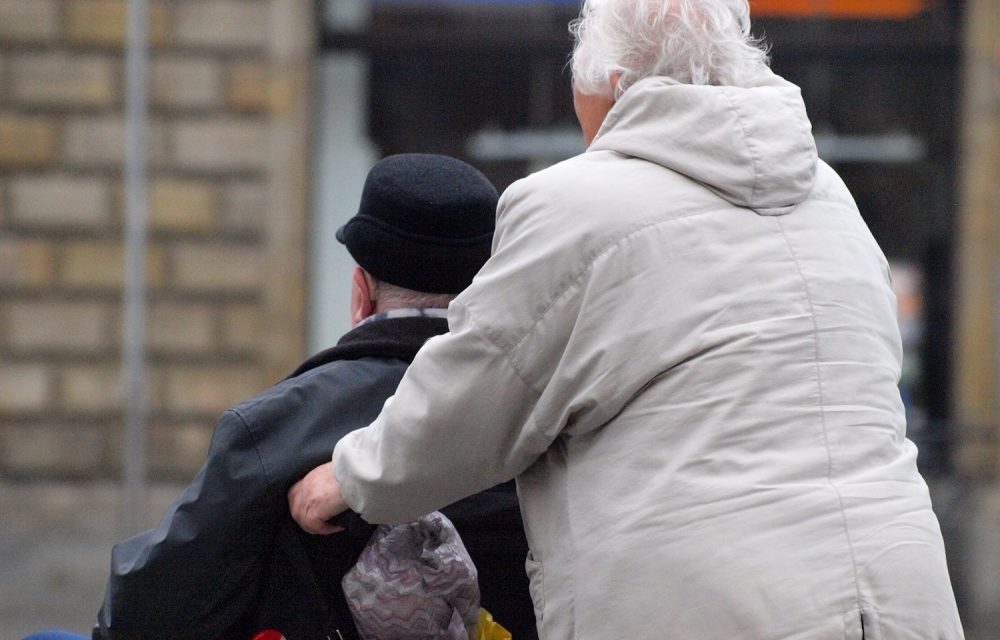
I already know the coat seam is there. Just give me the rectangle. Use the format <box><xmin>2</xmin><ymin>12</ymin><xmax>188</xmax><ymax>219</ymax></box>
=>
<box><xmin>775</xmin><ymin>216</ymin><xmax>865</xmax><ymax>620</ymax></box>
<box><xmin>504</xmin><ymin>211</ymin><xmax>718</xmax><ymax>366</ymax></box>
<box><xmin>228</xmin><ymin>408</ymin><xmax>274</xmax><ymax>491</ymax></box>
<box><xmin>722</xmin><ymin>88</ymin><xmax>763</xmax><ymax>206</ymax></box>
<box><xmin>454</xmin><ymin>298</ymin><xmax>545</xmax><ymax>402</ymax></box>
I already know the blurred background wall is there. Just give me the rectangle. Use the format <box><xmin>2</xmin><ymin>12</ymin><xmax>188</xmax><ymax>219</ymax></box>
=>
<box><xmin>0</xmin><ymin>0</ymin><xmax>311</xmax><ymax>481</ymax></box>
<box><xmin>0</xmin><ymin>0</ymin><xmax>312</xmax><ymax>634</ymax></box>
<box><xmin>0</xmin><ymin>0</ymin><xmax>997</xmax><ymax>636</ymax></box>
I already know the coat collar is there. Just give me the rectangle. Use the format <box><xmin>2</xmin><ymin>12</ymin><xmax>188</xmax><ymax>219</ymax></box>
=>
<box><xmin>286</xmin><ymin>316</ymin><xmax>448</xmax><ymax>379</ymax></box>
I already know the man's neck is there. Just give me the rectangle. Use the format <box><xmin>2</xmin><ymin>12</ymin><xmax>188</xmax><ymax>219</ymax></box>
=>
<box><xmin>355</xmin><ymin>307</ymin><xmax>449</xmax><ymax>328</ymax></box>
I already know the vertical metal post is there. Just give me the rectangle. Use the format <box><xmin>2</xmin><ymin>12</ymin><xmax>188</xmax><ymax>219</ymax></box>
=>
<box><xmin>122</xmin><ymin>0</ymin><xmax>151</xmax><ymax>536</ymax></box>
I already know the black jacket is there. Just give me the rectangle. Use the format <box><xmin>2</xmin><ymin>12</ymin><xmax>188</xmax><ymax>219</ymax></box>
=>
<box><xmin>95</xmin><ymin>317</ymin><xmax>537</xmax><ymax>640</ymax></box>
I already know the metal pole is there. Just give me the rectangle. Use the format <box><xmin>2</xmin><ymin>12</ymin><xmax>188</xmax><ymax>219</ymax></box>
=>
<box><xmin>122</xmin><ymin>0</ymin><xmax>151</xmax><ymax>536</ymax></box>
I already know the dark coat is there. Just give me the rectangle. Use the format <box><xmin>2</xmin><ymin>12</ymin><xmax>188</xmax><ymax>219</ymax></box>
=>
<box><xmin>94</xmin><ymin>316</ymin><xmax>536</xmax><ymax>640</ymax></box>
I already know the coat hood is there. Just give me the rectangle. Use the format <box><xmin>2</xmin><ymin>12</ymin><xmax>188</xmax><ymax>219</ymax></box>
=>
<box><xmin>588</xmin><ymin>70</ymin><xmax>818</xmax><ymax>216</ymax></box>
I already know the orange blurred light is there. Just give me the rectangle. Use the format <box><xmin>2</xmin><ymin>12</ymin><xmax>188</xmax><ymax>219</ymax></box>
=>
<box><xmin>750</xmin><ymin>0</ymin><xmax>927</xmax><ymax>19</ymax></box>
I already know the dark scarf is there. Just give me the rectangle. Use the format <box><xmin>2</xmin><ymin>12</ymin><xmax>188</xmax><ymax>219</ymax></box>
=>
<box><xmin>287</xmin><ymin>315</ymin><xmax>449</xmax><ymax>379</ymax></box>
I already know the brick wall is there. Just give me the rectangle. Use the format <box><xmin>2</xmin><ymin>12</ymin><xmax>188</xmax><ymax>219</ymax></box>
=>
<box><xmin>0</xmin><ymin>0</ymin><xmax>312</xmax><ymax>481</ymax></box>
<box><xmin>954</xmin><ymin>0</ymin><xmax>1000</xmax><ymax>478</ymax></box>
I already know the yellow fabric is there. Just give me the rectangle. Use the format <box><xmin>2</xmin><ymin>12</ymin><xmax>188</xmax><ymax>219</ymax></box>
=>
<box><xmin>475</xmin><ymin>608</ymin><xmax>512</xmax><ymax>640</ymax></box>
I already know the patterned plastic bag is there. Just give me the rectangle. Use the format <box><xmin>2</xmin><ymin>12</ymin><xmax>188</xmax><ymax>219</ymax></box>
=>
<box><xmin>342</xmin><ymin>511</ymin><xmax>480</xmax><ymax>640</ymax></box>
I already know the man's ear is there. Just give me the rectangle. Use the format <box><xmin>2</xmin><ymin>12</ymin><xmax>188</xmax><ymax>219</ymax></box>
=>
<box><xmin>610</xmin><ymin>71</ymin><xmax>622</xmax><ymax>100</ymax></box>
<box><xmin>350</xmin><ymin>267</ymin><xmax>376</xmax><ymax>327</ymax></box>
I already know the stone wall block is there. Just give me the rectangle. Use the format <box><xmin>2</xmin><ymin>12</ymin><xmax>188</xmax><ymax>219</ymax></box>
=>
<box><xmin>0</xmin><ymin>114</ymin><xmax>58</xmax><ymax>168</ymax></box>
<box><xmin>60</xmin><ymin>241</ymin><xmax>166</xmax><ymax>289</ymax></box>
<box><xmin>1</xmin><ymin>424</ymin><xmax>105</xmax><ymax>476</ymax></box>
<box><xmin>173</xmin><ymin>0</ymin><xmax>269</xmax><ymax>51</ymax></box>
<box><xmin>149</xmin><ymin>302</ymin><xmax>215</xmax><ymax>353</ymax></box>
<box><xmin>227</xmin><ymin>62</ymin><xmax>269</xmax><ymax>112</ymax></box>
<box><xmin>170</xmin><ymin>244</ymin><xmax>262</xmax><ymax>293</ymax></box>
<box><xmin>63</xmin><ymin>115</ymin><xmax>169</xmax><ymax>168</ymax></box>
<box><xmin>11</xmin><ymin>53</ymin><xmax>117</xmax><ymax>108</ymax></box>
<box><xmin>0</xmin><ymin>238</ymin><xmax>56</xmax><ymax>287</ymax></box>
<box><xmin>59</xmin><ymin>364</ymin><xmax>123</xmax><ymax>413</ymax></box>
<box><xmin>0</xmin><ymin>362</ymin><xmax>51</xmax><ymax>412</ymax></box>
<box><xmin>149</xmin><ymin>423</ymin><xmax>212</xmax><ymax>479</ymax></box>
<box><xmin>0</xmin><ymin>0</ymin><xmax>58</xmax><ymax>43</ymax></box>
<box><xmin>5</xmin><ymin>300</ymin><xmax>109</xmax><ymax>351</ymax></box>
<box><xmin>0</xmin><ymin>57</ymin><xmax>7</xmax><ymax>102</ymax></box>
<box><xmin>60</xmin><ymin>363</ymin><xmax>164</xmax><ymax>414</ymax></box>
<box><xmin>220</xmin><ymin>181</ymin><xmax>266</xmax><ymax>233</ymax></box>
<box><xmin>9</xmin><ymin>175</ymin><xmax>111</xmax><ymax>228</ymax></box>
<box><xmin>9</xmin><ymin>175</ymin><xmax>110</xmax><ymax>228</ymax></box>
<box><xmin>152</xmin><ymin>56</ymin><xmax>223</xmax><ymax>109</ymax></box>
<box><xmin>150</xmin><ymin>178</ymin><xmax>217</xmax><ymax>232</ymax></box>
<box><xmin>163</xmin><ymin>365</ymin><xmax>262</xmax><ymax>415</ymax></box>
<box><xmin>221</xmin><ymin>303</ymin><xmax>260</xmax><ymax>351</ymax></box>
<box><xmin>171</xmin><ymin>118</ymin><xmax>267</xmax><ymax>172</ymax></box>
<box><xmin>66</xmin><ymin>0</ymin><xmax>170</xmax><ymax>48</ymax></box>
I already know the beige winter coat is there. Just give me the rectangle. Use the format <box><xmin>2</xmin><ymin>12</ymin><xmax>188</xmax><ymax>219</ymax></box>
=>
<box><xmin>332</xmin><ymin>70</ymin><xmax>963</xmax><ymax>639</ymax></box>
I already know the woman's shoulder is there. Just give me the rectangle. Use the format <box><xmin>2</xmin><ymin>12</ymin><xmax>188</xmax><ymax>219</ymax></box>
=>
<box><xmin>505</xmin><ymin>149</ymin><xmax>619</xmax><ymax>199</ymax></box>
<box><xmin>497</xmin><ymin>148</ymin><xmax>713</xmax><ymax>255</ymax></box>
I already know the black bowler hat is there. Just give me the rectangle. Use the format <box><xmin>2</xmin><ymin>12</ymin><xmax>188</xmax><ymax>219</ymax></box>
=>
<box><xmin>336</xmin><ymin>153</ymin><xmax>498</xmax><ymax>294</ymax></box>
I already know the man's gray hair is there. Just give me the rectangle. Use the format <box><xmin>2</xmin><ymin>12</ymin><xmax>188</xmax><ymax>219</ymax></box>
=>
<box><xmin>372</xmin><ymin>279</ymin><xmax>455</xmax><ymax>311</ymax></box>
<box><xmin>570</xmin><ymin>0</ymin><xmax>770</xmax><ymax>97</ymax></box>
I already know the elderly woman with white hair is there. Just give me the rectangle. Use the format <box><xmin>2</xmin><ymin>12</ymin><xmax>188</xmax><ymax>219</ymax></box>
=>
<box><xmin>290</xmin><ymin>0</ymin><xmax>964</xmax><ymax>637</ymax></box>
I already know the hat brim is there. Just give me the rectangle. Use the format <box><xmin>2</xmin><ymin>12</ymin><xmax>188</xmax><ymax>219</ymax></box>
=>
<box><xmin>338</xmin><ymin>217</ymin><xmax>491</xmax><ymax>294</ymax></box>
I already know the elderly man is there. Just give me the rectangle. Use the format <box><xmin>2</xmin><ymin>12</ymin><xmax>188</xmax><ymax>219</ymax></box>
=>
<box><xmin>290</xmin><ymin>1</ymin><xmax>964</xmax><ymax>638</ymax></box>
<box><xmin>91</xmin><ymin>154</ymin><xmax>535</xmax><ymax>640</ymax></box>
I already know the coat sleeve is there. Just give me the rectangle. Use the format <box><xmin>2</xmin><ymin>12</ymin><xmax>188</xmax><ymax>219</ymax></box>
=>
<box><xmin>96</xmin><ymin>410</ymin><xmax>276</xmax><ymax>640</ymax></box>
<box><xmin>333</xmin><ymin>175</ymin><xmax>595</xmax><ymax>524</ymax></box>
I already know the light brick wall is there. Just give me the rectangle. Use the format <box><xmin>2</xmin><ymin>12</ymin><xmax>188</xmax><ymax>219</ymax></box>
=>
<box><xmin>0</xmin><ymin>0</ymin><xmax>313</xmax><ymax>481</ymax></box>
<box><xmin>10</xmin><ymin>52</ymin><xmax>118</xmax><ymax>107</ymax></box>
<box><xmin>954</xmin><ymin>0</ymin><xmax>1000</xmax><ymax>478</ymax></box>
<box><xmin>0</xmin><ymin>114</ymin><xmax>58</xmax><ymax>166</ymax></box>
<box><xmin>0</xmin><ymin>1</ymin><xmax>60</xmax><ymax>43</ymax></box>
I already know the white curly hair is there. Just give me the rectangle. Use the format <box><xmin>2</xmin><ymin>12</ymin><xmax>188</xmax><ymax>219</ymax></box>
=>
<box><xmin>570</xmin><ymin>0</ymin><xmax>771</xmax><ymax>97</ymax></box>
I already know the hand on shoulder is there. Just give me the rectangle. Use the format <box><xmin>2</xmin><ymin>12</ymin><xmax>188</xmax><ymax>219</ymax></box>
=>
<box><xmin>288</xmin><ymin>461</ymin><xmax>348</xmax><ymax>535</ymax></box>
